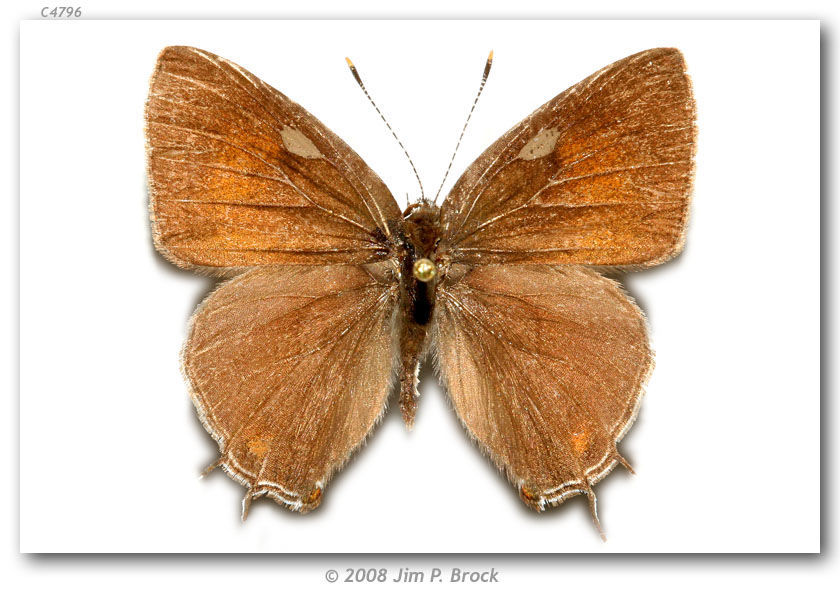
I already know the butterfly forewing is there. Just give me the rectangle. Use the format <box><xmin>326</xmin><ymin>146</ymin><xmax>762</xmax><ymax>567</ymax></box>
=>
<box><xmin>146</xmin><ymin>46</ymin><xmax>402</xmax><ymax>270</ymax></box>
<box><xmin>432</xmin><ymin>265</ymin><xmax>651</xmax><ymax>512</ymax></box>
<box><xmin>184</xmin><ymin>264</ymin><xmax>398</xmax><ymax>514</ymax></box>
<box><xmin>438</xmin><ymin>47</ymin><xmax>696</xmax><ymax>268</ymax></box>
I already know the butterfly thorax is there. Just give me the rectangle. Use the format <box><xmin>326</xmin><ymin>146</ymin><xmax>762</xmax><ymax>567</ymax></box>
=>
<box><xmin>399</xmin><ymin>201</ymin><xmax>441</xmax><ymax>326</ymax></box>
<box><xmin>402</xmin><ymin>201</ymin><xmax>440</xmax><ymax>256</ymax></box>
<box><xmin>395</xmin><ymin>201</ymin><xmax>442</xmax><ymax>429</ymax></box>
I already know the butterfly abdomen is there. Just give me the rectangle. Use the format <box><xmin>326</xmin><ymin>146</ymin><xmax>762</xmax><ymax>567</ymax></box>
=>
<box><xmin>396</xmin><ymin>202</ymin><xmax>442</xmax><ymax>429</ymax></box>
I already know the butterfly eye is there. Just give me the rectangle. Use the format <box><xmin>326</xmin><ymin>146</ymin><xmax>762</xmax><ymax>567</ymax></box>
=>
<box><xmin>412</xmin><ymin>258</ymin><xmax>437</xmax><ymax>282</ymax></box>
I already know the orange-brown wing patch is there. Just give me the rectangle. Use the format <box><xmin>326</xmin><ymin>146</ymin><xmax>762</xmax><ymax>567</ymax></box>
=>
<box><xmin>433</xmin><ymin>265</ymin><xmax>650</xmax><ymax>519</ymax></box>
<box><xmin>184</xmin><ymin>263</ymin><xmax>398</xmax><ymax>515</ymax></box>
<box><xmin>439</xmin><ymin>48</ymin><xmax>696</xmax><ymax>268</ymax></box>
<box><xmin>146</xmin><ymin>46</ymin><xmax>401</xmax><ymax>270</ymax></box>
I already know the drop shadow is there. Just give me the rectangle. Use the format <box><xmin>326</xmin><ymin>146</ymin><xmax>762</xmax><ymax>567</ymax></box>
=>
<box><xmin>819</xmin><ymin>24</ymin><xmax>833</xmax><ymax>559</ymax></box>
<box><xmin>144</xmin><ymin>187</ymin><xmax>223</xmax><ymax>315</ymax></box>
<box><xmin>593</xmin><ymin>247</ymin><xmax>690</xmax><ymax>320</ymax></box>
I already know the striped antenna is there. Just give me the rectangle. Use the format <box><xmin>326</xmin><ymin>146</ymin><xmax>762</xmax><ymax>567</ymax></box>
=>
<box><xmin>433</xmin><ymin>50</ymin><xmax>494</xmax><ymax>204</ymax></box>
<box><xmin>346</xmin><ymin>57</ymin><xmax>425</xmax><ymax>200</ymax></box>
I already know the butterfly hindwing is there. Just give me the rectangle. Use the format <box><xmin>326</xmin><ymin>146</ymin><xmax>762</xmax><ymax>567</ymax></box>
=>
<box><xmin>432</xmin><ymin>264</ymin><xmax>651</xmax><ymax>517</ymax></box>
<box><xmin>146</xmin><ymin>46</ymin><xmax>402</xmax><ymax>271</ymax></box>
<box><xmin>438</xmin><ymin>47</ymin><xmax>696</xmax><ymax>268</ymax></box>
<box><xmin>184</xmin><ymin>264</ymin><xmax>399</xmax><ymax>515</ymax></box>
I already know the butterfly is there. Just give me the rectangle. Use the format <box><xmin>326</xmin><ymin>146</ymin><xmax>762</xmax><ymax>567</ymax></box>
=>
<box><xmin>145</xmin><ymin>46</ymin><xmax>696</xmax><ymax>533</ymax></box>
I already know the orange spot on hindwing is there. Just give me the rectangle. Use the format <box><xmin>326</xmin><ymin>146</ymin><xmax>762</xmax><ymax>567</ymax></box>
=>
<box><xmin>519</xmin><ymin>485</ymin><xmax>543</xmax><ymax>511</ymax></box>
<box><xmin>247</xmin><ymin>437</ymin><xmax>270</xmax><ymax>458</ymax></box>
<box><xmin>571</xmin><ymin>429</ymin><xmax>591</xmax><ymax>455</ymax></box>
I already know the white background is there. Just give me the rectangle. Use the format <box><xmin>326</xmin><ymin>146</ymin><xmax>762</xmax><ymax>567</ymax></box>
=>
<box><xmin>17</xmin><ymin>19</ymin><xmax>820</xmax><ymax>554</ymax></box>
<box><xmin>1</xmin><ymin>4</ymin><xmax>834</xmax><ymax>600</ymax></box>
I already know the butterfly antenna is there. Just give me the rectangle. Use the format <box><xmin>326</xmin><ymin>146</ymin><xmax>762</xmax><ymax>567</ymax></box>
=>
<box><xmin>345</xmin><ymin>57</ymin><xmax>425</xmax><ymax>200</ymax></box>
<box><xmin>432</xmin><ymin>50</ymin><xmax>494</xmax><ymax>205</ymax></box>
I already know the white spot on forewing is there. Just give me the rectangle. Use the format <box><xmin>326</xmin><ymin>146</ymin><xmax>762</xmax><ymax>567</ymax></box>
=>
<box><xmin>280</xmin><ymin>126</ymin><xmax>324</xmax><ymax>159</ymax></box>
<box><xmin>516</xmin><ymin>127</ymin><xmax>562</xmax><ymax>160</ymax></box>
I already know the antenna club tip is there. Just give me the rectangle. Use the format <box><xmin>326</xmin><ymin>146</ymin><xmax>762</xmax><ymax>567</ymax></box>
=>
<box><xmin>488</xmin><ymin>50</ymin><xmax>494</xmax><ymax>62</ymax></box>
<box><xmin>345</xmin><ymin>57</ymin><xmax>355</xmax><ymax>68</ymax></box>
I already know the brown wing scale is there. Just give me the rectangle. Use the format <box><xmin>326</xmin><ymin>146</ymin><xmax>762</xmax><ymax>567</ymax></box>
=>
<box><xmin>438</xmin><ymin>47</ymin><xmax>696</xmax><ymax>268</ymax></box>
<box><xmin>146</xmin><ymin>46</ymin><xmax>402</xmax><ymax>271</ymax></box>
<box><xmin>433</xmin><ymin>264</ymin><xmax>651</xmax><ymax>533</ymax></box>
<box><xmin>184</xmin><ymin>264</ymin><xmax>399</xmax><ymax>516</ymax></box>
